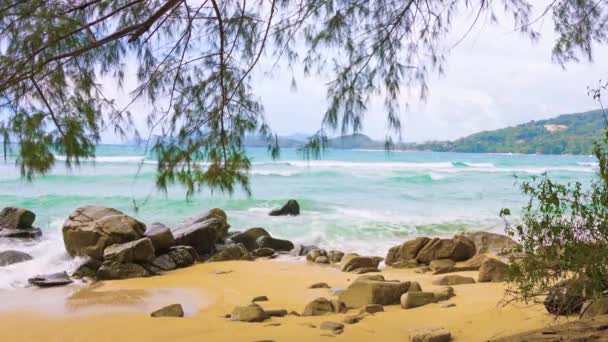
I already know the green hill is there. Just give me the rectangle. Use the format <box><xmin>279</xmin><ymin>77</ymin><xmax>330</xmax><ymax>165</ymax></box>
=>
<box><xmin>327</xmin><ymin>133</ymin><xmax>383</xmax><ymax>149</ymax></box>
<box><xmin>409</xmin><ymin>109</ymin><xmax>605</xmax><ymax>155</ymax></box>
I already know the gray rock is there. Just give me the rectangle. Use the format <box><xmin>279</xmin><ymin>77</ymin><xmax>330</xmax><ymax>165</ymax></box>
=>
<box><xmin>268</xmin><ymin>199</ymin><xmax>300</xmax><ymax>216</ymax></box>
<box><xmin>302</xmin><ymin>297</ymin><xmax>334</xmax><ymax>316</ymax></box>
<box><xmin>0</xmin><ymin>250</ymin><xmax>33</xmax><ymax>266</ymax></box>
<box><xmin>0</xmin><ymin>207</ymin><xmax>35</xmax><ymax>229</ymax></box>
<box><xmin>256</xmin><ymin>235</ymin><xmax>294</xmax><ymax>252</ymax></box>
<box><xmin>208</xmin><ymin>244</ymin><xmax>253</xmax><ymax>262</ymax></box>
<box><xmin>0</xmin><ymin>228</ymin><xmax>42</xmax><ymax>239</ymax></box>
<box><xmin>151</xmin><ymin>254</ymin><xmax>177</xmax><ymax>271</ymax></box>
<box><xmin>28</xmin><ymin>271</ymin><xmax>72</xmax><ymax>287</ymax></box>
<box><xmin>103</xmin><ymin>237</ymin><xmax>156</xmax><ymax>263</ymax></box>
<box><xmin>230</xmin><ymin>303</ymin><xmax>268</xmax><ymax>322</ymax></box>
<box><xmin>432</xmin><ymin>275</ymin><xmax>475</xmax><ymax>286</ymax></box>
<box><xmin>150</xmin><ymin>304</ymin><xmax>184</xmax><ymax>317</ymax></box>
<box><xmin>168</xmin><ymin>245</ymin><xmax>198</xmax><ymax>267</ymax></box>
<box><xmin>144</xmin><ymin>223</ymin><xmax>175</xmax><ymax>254</ymax></box>
<box><xmin>72</xmin><ymin>259</ymin><xmax>102</xmax><ymax>278</ymax></box>
<box><xmin>62</xmin><ymin>206</ymin><xmax>145</xmax><ymax>260</ymax></box>
<box><xmin>229</xmin><ymin>227</ymin><xmax>270</xmax><ymax>251</ymax></box>
<box><xmin>400</xmin><ymin>292</ymin><xmax>435</xmax><ymax>309</ymax></box>
<box><xmin>97</xmin><ymin>261</ymin><xmax>150</xmax><ymax>280</ymax></box>
<box><xmin>173</xmin><ymin>218</ymin><xmax>220</xmax><ymax>255</ymax></box>
<box><xmin>177</xmin><ymin>208</ymin><xmax>230</xmax><ymax>243</ymax></box>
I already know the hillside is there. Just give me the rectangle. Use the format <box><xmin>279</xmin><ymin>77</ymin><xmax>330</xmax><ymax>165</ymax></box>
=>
<box><xmin>409</xmin><ymin>109</ymin><xmax>605</xmax><ymax>155</ymax></box>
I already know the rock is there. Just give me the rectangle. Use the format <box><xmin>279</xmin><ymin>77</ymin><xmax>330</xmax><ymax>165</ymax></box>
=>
<box><xmin>464</xmin><ymin>231</ymin><xmax>519</xmax><ymax>256</ymax></box>
<box><xmin>432</xmin><ymin>275</ymin><xmax>475</xmax><ymax>286</ymax></box>
<box><xmin>253</xmin><ymin>248</ymin><xmax>276</xmax><ymax>257</ymax></box>
<box><xmin>291</xmin><ymin>244</ymin><xmax>319</xmax><ymax>257</ymax></box>
<box><xmin>138</xmin><ymin>261</ymin><xmax>161</xmax><ymax>275</ymax></box>
<box><xmin>167</xmin><ymin>245</ymin><xmax>198</xmax><ymax>267</ymax></box>
<box><xmin>401</xmin><ymin>292</ymin><xmax>435</xmax><ymax>309</ymax></box>
<box><xmin>416</xmin><ymin>235</ymin><xmax>476</xmax><ymax>264</ymax></box>
<box><xmin>408</xmin><ymin>281</ymin><xmax>423</xmax><ymax>292</ymax></box>
<box><xmin>177</xmin><ymin>208</ymin><xmax>230</xmax><ymax>242</ymax></box>
<box><xmin>72</xmin><ymin>259</ymin><xmax>102</xmax><ymax>278</ymax></box>
<box><xmin>150</xmin><ymin>304</ymin><xmax>184</xmax><ymax>317</ymax></box>
<box><xmin>62</xmin><ymin>206</ymin><xmax>146</xmax><ymax>259</ymax></box>
<box><xmin>230</xmin><ymin>303</ymin><xmax>268</xmax><ymax>322</ymax></box>
<box><xmin>478</xmin><ymin>258</ymin><xmax>509</xmax><ymax>282</ymax></box>
<box><xmin>0</xmin><ymin>250</ymin><xmax>32</xmax><ymax>266</ymax></box>
<box><xmin>410</xmin><ymin>326</ymin><xmax>452</xmax><ymax>342</ymax></box>
<box><xmin>327</xmin><ymin>250</ymin><xmax>344</xmax><ymax>263</ymax></box>
<box><xmin>229</xmin><ymin>227</ymin><xmax>270</xmax><ymax>251</ymax></box>
<box><xmin>103</xmin><ymin>237</ymin><xmax>155</xmax><ymax>263</ymax></box>
<box><xmin>315</xmin><ymin>256</ymin><xmax>330</xmax><ymax>264</ymax></box>
<box><xmin>386</xmin><ymin>237</ymin><xmax>431</xmax><ymax>266</ymax></box>
<box><xmin>173</xmin><ymin>218</ymin><xmax>220</xmax><ymax>255</ymax></box>
<box><xmin>429</xmin><ymin>259</ymin><xmax>455</xmax><ymax>273</ymax></box>
<box><xmin>340</xmin><ymin>255</ymin><xmax>382</xmax><ymax>272</ymax></box>
<box><xmin>28</xmin><ymin>271</ymin><xmax>72</xmax><ymax>287</ymax></box>
<box><xmin>144</xmin><ymin>223</ymin><xmax>175</xmax><ymax>254</ymax></box>
<box><xmin>0</xmin><ymin>207</ymin><xmax>35</xmax><ymax>229</ymax></box>
<box><xmin>252</xmin><ymin>296</ymin><xmax>269</xmax><ymax>302</ymax></box>
<box><xmin>151</xmin><ymin>254</ymin><xmax>177</xmax><ymax>271</ymax></box>
<box><xmin>331</xmin><ymin>299</ymin><xmax>347</xmax><ymax>313</ymax></box>
<box><xmin>208</xmin><ymin>244</ymin><xmax>253</xmax><ymax>262</ymax></box>
<box><xmin>256</xmin><ymin>235</ymin><xmax>294</xmax><ymax>252</ymax></box>
<box><xmin>339</xmin><ymin>275</ymin><xmax>410</xmax><ymax>308</ymax></box>
<box><xmin>265</xmin><ymin>309</ymin><xmax>288</xmax><ymax>317</ymax></box>
<box><xmin>309</xmin><ymin>282</ymin><xmax>330</xmax><ymax>289</ymax></box>
<box><xmin>320</xmin><ymin>321</ymin><xmax>344</xmax><ymax>334</ymax></box>
<box><xmin>580</xmin><ymin>297</ymin><xmax>608</xmax><ymax>318</ymax></box>
<box><xmin>544</xmin><ymin>279</ymin><xmax>587</xmax><ymax>315</ymax></box>
<box><xmin>96</xmin><ymin>261</ymin><xmax>150</xmax><ymax>280</ymax></box>
<box><xmin>440</xmin><ymin>303</ymin><xmax>456</xmax><ymax>308</ymax></box>
<box><xmin>392</xmin><ymin>259</ymin><xmax>420</xmax><ymax>268</ymax></box>
<box><xmin>302</xmin><ymin>297</ymin><xmax>334</xmax><ymax>316</ymax></box>
<box><xmin>360</xmin><ymin>304</ymin><xmax>384</xmax><ymax>314</ymax></box>
<box><xmin>306</xmin><ymin>249</ymin><xmax>327</xmax><ymax>262</ymax></box>
<box><xmin>268</xmin><ymin>199</ymin><xmax>300</xmax><ymax>216</ymax></box>
<box><xmin>433</xmin><ymin>287</ymin><xmax>455</xmax><ymax>302</ymax></box>
<box><xmin>0</xmin><ymin>227</ymin><xmax>42</xmax><ymax>238</ymax></box>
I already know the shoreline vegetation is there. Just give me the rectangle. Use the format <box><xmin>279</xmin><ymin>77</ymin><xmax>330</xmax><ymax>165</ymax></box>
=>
<box><xmin>0</xmin><ymin>203</ymin><xmax>603</xmax><ymax>341</ymax></box>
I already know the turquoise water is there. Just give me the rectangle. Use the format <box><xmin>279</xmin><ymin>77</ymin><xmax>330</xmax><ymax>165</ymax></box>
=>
<box><xmin>0</xmin><ymin>145</ymin><xmax>597</xmax><ymax>287</ymax></box>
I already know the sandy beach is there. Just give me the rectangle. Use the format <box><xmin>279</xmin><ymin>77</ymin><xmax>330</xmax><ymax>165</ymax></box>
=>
<box><xmin>0</xmin><ymin>258</ymin><xmax>558</xmax><ymax>341</ymax></box>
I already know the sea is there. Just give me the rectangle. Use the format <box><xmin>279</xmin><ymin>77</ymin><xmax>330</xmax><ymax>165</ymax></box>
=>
<box><xmin>0</xmin><ymin>145</ymin><xmax>598</xmax><ymax>288</ymax></box>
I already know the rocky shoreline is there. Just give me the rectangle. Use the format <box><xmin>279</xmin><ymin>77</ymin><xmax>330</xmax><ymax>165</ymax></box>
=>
<box><xmin>0</xmin><ymin>203</ymin><xmax>601</xmax><ymax>341</ymax></box>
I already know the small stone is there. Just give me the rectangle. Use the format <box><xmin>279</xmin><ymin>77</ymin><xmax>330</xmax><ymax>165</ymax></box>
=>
<box><xmin>360</xmin><ymin>304</ymin><xmax>384</xmax><ymax>314</ymax></box>
<box><xmin>401</xmin><ymin>292</ymin><xmax>435</xmax><ymax>309</ymax></box>
<box><xmin>28</xmin><ymin>271</ymin><xmax>73</xmax><ymax>287</ymax></box>
<box><xmin>302</xmin><ymin>297</ymin><xmax>334</xmax><ymax>316</ymax></box>
<box><xmin>265</xmin><ymin>309</ymin><xmax>288</xmax><ymax>317</ymax></box>
<box><xmin>306</xmin><ymin>249</ymin><xmax>327</xmax><ymax>262</ymax></box>
<box><xmin>252</xmin><ymin>296</ymin><xmax>269</xmax><ymax>302</ymax></box>
<box><xmin>309</xmin><ymin>282</ymin><xmax>330</xmax><ymax>289</ymax></box>
<box><xmin>150</xmin><ymin>304</ymin><xmax>184</xmax><ymax>318</ymax></box>
<box><xmin>264</xmin><ymin>323</ymin><xmax>282</xmax><ymax>327</ymax></box>
<box><xmin>440</xmin><ymin>303</ymin><xmax>456</xmax><ymax>308</ymax></box>
<box><xmin>320</xmin><ymin>321</ymin><xmax>344</xmax><ymax>334</ymax></box>
<box><xmin>230</xmin><ymin>303</ymin><xmax>268</xmax><ymax>322</ymax></box>
<box><xmin>410</xmin><ymin>326</ymin><xmax>452</xmax><ymax>342</ymax></box>
<box><xmin>343</xmin><ymin>314</ymin><xmax>366</xmax><ymax>324</ymax></box>
<box><xmin>211</xmin><ymin>269</ymin><xmax>233</xmax><ymax>275</ymax></box>
<box><xmin>432</xmin><ymin>275</ymin><xmax>475</xmax><ymax>286</ymax></box>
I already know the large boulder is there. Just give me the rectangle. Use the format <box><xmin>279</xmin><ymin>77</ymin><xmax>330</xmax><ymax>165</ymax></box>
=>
<box><xmin>103</xmin><ymin>238</ymin><xmax>155</xmax><ymax>263</ymax></box>
<box><xmin>208</xmin><ymin>244</ymin><xmax>253</xmax><ymax>262</ymax></box>
<box><xmin>340</xmin><ymin>254</ymin><xmax>382</xmax><ymax>272</ymax></box>
<box><xmin>0</xmin><ymin>207</ymin><xmax>35</xmax><ymax>229</ymax></box>
<box><xmin>96</xmin><ymin>261</ymin><xmax>150</xmax><ymax>280</ymax></box>
<box><xmin>478</xmin><ymin>258</ymin><xmax>509</xmax><ymax>282</ymax></box>
<box><xmin>177</xmin><ymin>208</ymin><xmax>230</xmax><ymax>243</ymax></box>
<box><xmin>0</xmin><ymin>250</ymin><xmax>33</xmax><ymax>266</ymax></box>
<box><xmin>144</xmin><ymin>223</ymin><xmax>175</xmax><ymax>253</ymax></box>
<box><xmin>229</xmin><ymin>227</ymin><xmax>270</xmax><ymax>251</ymax></box>
<box><xmin>256</xmin><ymin>235</ymin><xmax>294</xmax><ymax>252</ymax></box>
<box><xmin>269</xmin><ymin>200</ymin><xmax>300</xmax><ymax>216</ymax></box>
<box><xmin>173</xmin><ymin>219</ymin><xmax>220</xmax><ymax>255</ymax></box>
<box><xmin>416</xmin><ymin>235</ymin><xmax>476</xmax><ymax>264</ymax></box>
<box><xmin>464</xmin><ymin>231</ymin><xmax>519</xmax><ymax>256</ymax></box>
<box><xmin>339</xmin><ymin>275</ymin><xmax>410</xmax><ymax>308</ymax></box>
<box><xmin>62</xmin><ymin>206</ymin><xmax>146</xmax><ymax>260</ymax></box>
<box><xmin>386</xmin><ymin>237</ymin><xmax>431</xmax><ymax>266</ymax></box>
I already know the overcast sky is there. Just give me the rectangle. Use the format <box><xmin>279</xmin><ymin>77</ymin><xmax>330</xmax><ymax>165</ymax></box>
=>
<box><xmin>103</xmin><ymin>0</ymin><xmax>608</xmax><ymax>144</ymax></box>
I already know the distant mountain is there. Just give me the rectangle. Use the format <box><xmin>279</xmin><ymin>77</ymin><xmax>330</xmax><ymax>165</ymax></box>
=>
<box><xmin>406</xmin><ymin>109</ymin><xmax>605</xmax><ymax>155</ymax></box>
<box><xmin>326</xmin><ymin>133</ymin><xmax>384</xmax><ymax>149</ymax></box>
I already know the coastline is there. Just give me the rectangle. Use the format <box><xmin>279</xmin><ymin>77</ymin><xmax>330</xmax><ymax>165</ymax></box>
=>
<box><xmin>0</xmin><ymin>258</ymin><xmax>557</xmax><ymax>341</ymax></box>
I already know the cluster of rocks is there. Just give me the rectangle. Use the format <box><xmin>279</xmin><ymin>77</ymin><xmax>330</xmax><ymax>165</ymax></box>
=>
<box><xmin>306</xmin><ymin>248</ymin><xmax>386</xmax><ymax>275</ymax></box>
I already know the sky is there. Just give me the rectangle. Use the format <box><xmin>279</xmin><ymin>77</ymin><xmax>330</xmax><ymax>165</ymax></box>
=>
<box><xmin>102</xmin><ymin>0</ymin><xmax>608</xmax><ymax>144</ymax></box>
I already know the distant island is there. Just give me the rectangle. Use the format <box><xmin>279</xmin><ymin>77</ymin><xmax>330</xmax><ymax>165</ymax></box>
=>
<box><xmin>246</xmin><ymin>109</ymin><xmax>605</xmax><ymax>155</ymax></box>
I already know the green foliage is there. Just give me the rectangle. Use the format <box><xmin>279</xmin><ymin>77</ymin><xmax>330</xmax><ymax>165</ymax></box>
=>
<box><xmin>411</xmin><ymin>109</ymin><xmax>606</xmax><ymax>155</ymax></box>
<box><xmin>0</xmin><ymin>0</ymin><xmax>606</xmax><ymax>195</ymax></box>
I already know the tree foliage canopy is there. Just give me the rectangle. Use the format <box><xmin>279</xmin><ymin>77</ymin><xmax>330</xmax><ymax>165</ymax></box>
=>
<box><xmin>0</xmin><ymin>0</ymin><xmax>605</xmax><ymax>195</ymax></box>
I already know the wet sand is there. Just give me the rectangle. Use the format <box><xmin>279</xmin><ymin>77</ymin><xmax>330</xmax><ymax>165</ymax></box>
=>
<box><xmin>0</xmin><ymin>259</ymin><xmax>558</xmax><ymax>341</ymax></box>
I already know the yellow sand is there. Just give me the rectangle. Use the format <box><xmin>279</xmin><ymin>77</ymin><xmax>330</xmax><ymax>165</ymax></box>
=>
<box><xmin>0</xmin><ymin>259</ymin><xmax>557</xmax><ymax>341</ymax></box>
